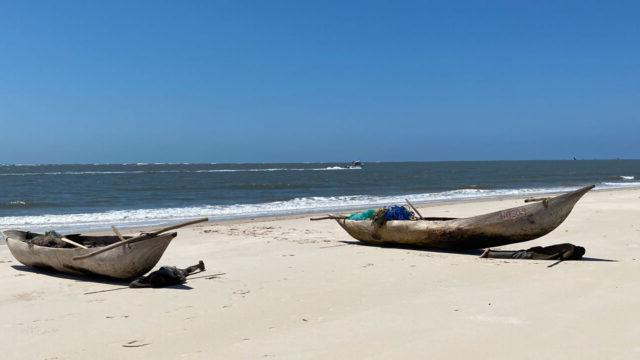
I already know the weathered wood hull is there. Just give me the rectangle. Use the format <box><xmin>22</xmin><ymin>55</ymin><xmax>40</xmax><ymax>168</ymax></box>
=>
<box><xmin>336</xmin><ymin>185</ymin><xmax>594</xmax><ymax>250</ymax></box>
<box><xmin>2</xmin><ymin>231</ymin><xmax>176</xmax><ymax>279</ymax></box>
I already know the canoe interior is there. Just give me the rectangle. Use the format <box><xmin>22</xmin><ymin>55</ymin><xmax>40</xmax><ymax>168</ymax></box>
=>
<box><xmin>3</xmin><ymin>230</ymin><xmax>130</xmax><ymax>248</ymax></box>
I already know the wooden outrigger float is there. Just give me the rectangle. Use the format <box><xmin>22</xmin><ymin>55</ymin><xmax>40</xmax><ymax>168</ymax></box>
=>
<box><xmin>312</xmin><ymin>185</ymin><xmax>594</xmax><ymax>250</ymax></box>
<box><xmin>2</xmin><ymin>218</ymin><xmax>208</xmax><ymax>279</ymax></box>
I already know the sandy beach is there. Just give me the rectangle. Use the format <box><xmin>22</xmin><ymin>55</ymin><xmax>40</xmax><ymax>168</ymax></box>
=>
<box><xmin>1</xmin><ymin>188</ymin><xmax>639</xmax><ymax>359</ymax></box>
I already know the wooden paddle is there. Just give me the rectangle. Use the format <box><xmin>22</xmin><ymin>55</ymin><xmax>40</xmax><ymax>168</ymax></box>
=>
<box><xmin>72</xmin><ymin>217</ymin><xmax>209</xmax><ymax>260</ymax></box>
<box><xmin>405</xmin><ymin>199</ymin><xmax>424</xmax><ymax>219</ymax></box>
<box><xmin>310</xmin><ymin>214</ymin><xmax>347</xmax><ymax>221</ymax></box>
<box><xmin>111</xmin><ymin>225</ymin><xmax>126</xmax><ymax>242</ymax></box>
<box><xmin>524</xmin><ymin>197</ymin><xmax>550</xmax><ymax>208</ymax></box>
<box><xmin>524</xmin><ymin>197</ymin><xmax>551</xmax><ymax>203</ymax></box>
<box><xmin>60</xmin><ymin>237</ymin><xmax>88</xmax><ymax>249</ymax></box>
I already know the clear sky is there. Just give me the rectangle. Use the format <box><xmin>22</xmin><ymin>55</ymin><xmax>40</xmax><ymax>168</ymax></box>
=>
<box><xmin>0</xmin><ymin>1</ymin><xmax>638</xmax><ymax>164</ymax></box>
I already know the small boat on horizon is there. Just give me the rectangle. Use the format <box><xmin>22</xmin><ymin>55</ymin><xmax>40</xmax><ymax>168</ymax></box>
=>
<box><xmin>347</xmin><ymin>161</ymin><xmax>363</xmax><ymax>169</ymax></box>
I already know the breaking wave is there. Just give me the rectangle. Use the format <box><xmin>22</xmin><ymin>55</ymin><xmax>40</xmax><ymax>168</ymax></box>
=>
<box><xmin>600</xmin><ymin>181</ymin><xmax>640</xmax><ymax>187</ymax></box>
<box><xmin>0</xmin><ymin>166</ymin><xmax>358</xmax><ymax>177</ymax></box>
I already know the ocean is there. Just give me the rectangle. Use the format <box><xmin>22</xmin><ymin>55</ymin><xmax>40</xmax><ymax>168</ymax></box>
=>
<box><xmin>1</xmin><ymin>160</ymin><xmax>638</xmax><ymax>232</ymax></box>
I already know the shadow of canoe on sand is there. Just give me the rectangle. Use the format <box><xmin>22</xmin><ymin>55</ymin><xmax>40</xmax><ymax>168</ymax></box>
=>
<box><xmin>10</xmin><ymin>264</ymin><xmax>194</xmax><ymax>291</ymax></box>
<box><xmin>338</xmin><ymin>240</ymin><xmax>618</xmax><ymax>263</ymax></box>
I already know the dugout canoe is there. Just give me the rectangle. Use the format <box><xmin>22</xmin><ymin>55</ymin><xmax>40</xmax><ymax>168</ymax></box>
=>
<box><xmin>1</xmin><ymin>230</ymin><xmax>176</xmax><ymax>279</ymax></box>
<box><xmin>333</xmin><ymin>185</ymin><xmax>595</xmax><ymax>250</ymax></box>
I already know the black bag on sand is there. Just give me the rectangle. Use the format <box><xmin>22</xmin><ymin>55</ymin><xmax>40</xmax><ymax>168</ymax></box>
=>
<box><xmin>480</xmin><ymin>243</ymin><xmax>585</xmax><ymax>260</ymax></box>
<box><xmin>129</xmin><ymin>261</ymin><xmax>205</xmax><ymax>288</ymax></box>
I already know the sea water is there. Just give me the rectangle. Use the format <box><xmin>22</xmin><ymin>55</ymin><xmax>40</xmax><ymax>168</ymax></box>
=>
<box><xmin>1</xmin><ymin>160</ymin><xmax>638</xmax><ymax>232</ymax></box>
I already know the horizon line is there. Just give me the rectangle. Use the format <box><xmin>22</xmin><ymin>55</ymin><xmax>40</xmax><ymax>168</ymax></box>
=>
<box><xmin>1</xmin><ymin>158</ymin><xmax>639</xmax><ymax>166</ymax></box>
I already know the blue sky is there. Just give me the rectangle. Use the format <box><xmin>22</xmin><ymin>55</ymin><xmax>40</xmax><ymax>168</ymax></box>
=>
<box><xmin>0</xmin><ymin>1</ymin><xmax>638</xmax><ymax>163</ymax></box>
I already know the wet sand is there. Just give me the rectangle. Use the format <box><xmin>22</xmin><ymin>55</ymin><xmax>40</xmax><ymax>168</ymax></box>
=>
<box><xmin>1</xmin><ymin>188</ymin><xmax>639</xmax><ymax>359</ymax></box>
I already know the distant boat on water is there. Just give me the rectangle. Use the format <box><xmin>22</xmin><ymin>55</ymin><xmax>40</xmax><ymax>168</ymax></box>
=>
<box><xmin>347</xmin><ymin>161</ymin><xmax>363</xmax><ymax>169</ymax></box>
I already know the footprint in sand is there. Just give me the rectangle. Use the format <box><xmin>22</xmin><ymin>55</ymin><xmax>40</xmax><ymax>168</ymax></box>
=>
<box><xmin>105</xmin><ymin>315</ymin><xmax>129</xmax><ymax>319</ymax></box>
<box><xmin>122</xmin><ymin>340</ymin><xmax>150</xmax><ymax>348</ymax></box>
<box><xmin>233</xmin><ymin>289</ymin><xmax>250</xmax><ymax>298</ymax></box>
<box><xmin>13</xmin><ymin>291</ymin><xmax>41</xmax><ymax>301</ymax></box>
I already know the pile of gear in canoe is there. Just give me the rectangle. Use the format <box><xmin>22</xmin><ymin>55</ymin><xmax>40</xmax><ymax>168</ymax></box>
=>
<box><xmin>25</xmin><ymin>231</ymin><xmax>79</xmax><ymax>248</ymax></box>
<box><xmin>348</xmin><ymin>205</ymin><xmax>415</xmax><ymax>223</ymax></box>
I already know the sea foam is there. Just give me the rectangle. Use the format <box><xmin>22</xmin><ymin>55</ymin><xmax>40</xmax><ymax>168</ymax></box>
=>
<box><xmin>601</xmin><ymin>181</ymin><xmax>640</xmax><ymax>187</ymax></box>
<box><xmin>0</xmin><ymin>166</ymin><xmax>358</xmax><ymax>176</ymax></box>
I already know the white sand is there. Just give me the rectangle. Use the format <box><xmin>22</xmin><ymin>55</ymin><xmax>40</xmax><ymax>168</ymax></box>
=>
<box><xmin>1</xmin><ymin>188</ymin><xmax>639</xmax><ymax>359</ymax></box>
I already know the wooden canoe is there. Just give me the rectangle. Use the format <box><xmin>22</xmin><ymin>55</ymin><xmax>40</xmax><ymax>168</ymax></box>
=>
<box><xmin>1</xmin><ymin>231</ymin><xmax>176</xmax><ymax>279</ymax></box>
<box><xmin>334</xmin><ymin>185</ymin><xmax>595</xmax><ymax>250</ymax></box>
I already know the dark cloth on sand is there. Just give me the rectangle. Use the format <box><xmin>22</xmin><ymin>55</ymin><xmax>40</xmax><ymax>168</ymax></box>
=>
<box><xmin>129</xmin><ymin>261</ymin><xmax>205</xmax><ymax>288</ymax></box>
<box><xmin>480</xmin><ymin>243</ymin><xmax>585</xmax><ymax>260</ymax></box>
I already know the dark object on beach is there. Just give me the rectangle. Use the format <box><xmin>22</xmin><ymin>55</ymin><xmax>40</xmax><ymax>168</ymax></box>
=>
<box><xmin>129</xmin><ymin>261</ymin><xmax>205</xmax><ymax>288</ymax></box>
<box><xmin>313</xmin><ymin>185</ymin><xmax>594</xmax><ymax>250</ymax></box>
<box><xmin>480</xmin><ymin>243</ymin><xmax>586</xmax><ymax>260</ymax></box>
<box><xmin>2</xmin><ymin>218</ymin><xmax>208</xmax><ymax>279</ymax></box>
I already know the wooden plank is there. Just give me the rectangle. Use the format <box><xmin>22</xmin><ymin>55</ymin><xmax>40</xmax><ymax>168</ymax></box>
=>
<box><xmin>73</xmin><ymin>218</ymin><xmax>208</xmax><ymax>260</ymax></box>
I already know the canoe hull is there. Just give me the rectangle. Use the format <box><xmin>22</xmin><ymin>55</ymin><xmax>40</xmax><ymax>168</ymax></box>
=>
<box><xmin>336</xmin><ymin>185</ymin><xmax>594</xmax><ymax>250</ymax></box>
<box><xmin>2</xmin><ymin>231</ymin><xmax>176</xmax><ymax>279</ymax></box>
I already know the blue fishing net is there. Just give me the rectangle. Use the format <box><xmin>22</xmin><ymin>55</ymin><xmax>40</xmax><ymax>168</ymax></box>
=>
<box><xmin>383</xmin><ymin>205</ymin><xmax>414</xmax><ymax>221</ymax></box>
